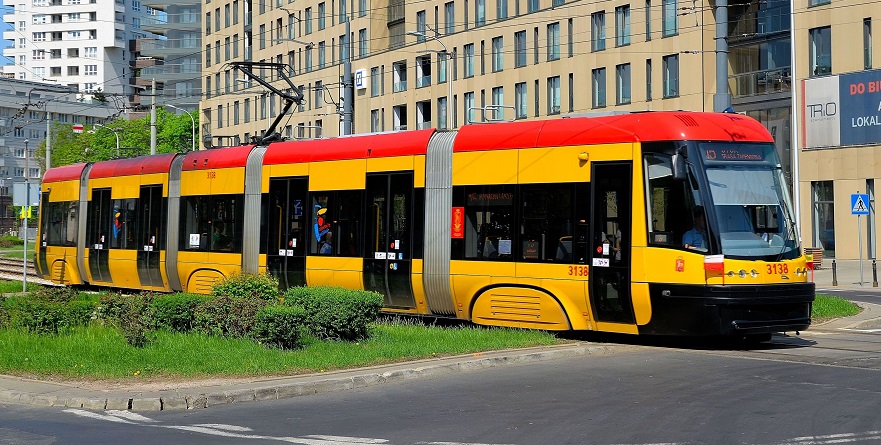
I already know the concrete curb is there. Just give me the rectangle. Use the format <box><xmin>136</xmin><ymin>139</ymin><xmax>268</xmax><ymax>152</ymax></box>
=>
<box><xmin>0</xmin><ymin>344</ymin><xmax>618</xmax><ymax>412</ymax></box>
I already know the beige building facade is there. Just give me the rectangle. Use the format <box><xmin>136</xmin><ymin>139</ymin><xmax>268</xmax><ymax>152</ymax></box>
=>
<box><xmin>795</xmin><ymin>0</ymin><xmax>880</xmax><ymax>260</ymax></box>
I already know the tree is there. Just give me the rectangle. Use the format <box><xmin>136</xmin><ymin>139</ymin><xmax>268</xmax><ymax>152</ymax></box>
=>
<box><xmin>39</xmin><ymin>108</ymin><xmax>200</xmax><ymax>169</ymax></box>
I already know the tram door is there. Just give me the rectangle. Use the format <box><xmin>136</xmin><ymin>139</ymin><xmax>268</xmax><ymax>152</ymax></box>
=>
<box><xmin>363</xmin><ymin>173</ymin><xmax>416</xmax><ymax>308</ymax></box>
<box><xmin>136</xmin><ymin>185</ymin><xmax>165</xmax><ymax>288</ymax></box>
<box><xmin>589</xmin><ymin>162</ymin><xmax>635</xmax><ymax>324</ymax></box>
<box><xmin>266</xmin><ymin>177</ymin><xmax>308</xmax><ymax>290</ymax></box>
<box><xmin>87</xmin><ymin>188</ymin><xmax>112</xmax><ymax>283</ymax></box>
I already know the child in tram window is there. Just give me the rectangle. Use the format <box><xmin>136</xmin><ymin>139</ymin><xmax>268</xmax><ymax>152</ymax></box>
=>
<box><xmin>319</xmin><ymin>231</ymin><xmax>333</xmax><ymax>255</ymax></box>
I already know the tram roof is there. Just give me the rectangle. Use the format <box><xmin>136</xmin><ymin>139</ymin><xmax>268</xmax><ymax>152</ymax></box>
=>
<box><xmin>263</xmin><ymin>129</ymin><xmax>435</xmax><ymax>165</ymax></box>
<box><xmin>453</xmin><ymin>111</ymin><xmax>774</xmax><ymax>152</ymax></box>
<box><xmin>89</xmin><ymin>153</ymin><xmax>179</xmax><ymax>179</ymax></box>
<box><xmin>43</xmin><ymin>162</ymin><xmax>87</xmax><ymax>183</ymax></box>
<box><xmin>181</xmin><ymin>144</ymin><xmax>256</xmax><ymax>171</ymax></box>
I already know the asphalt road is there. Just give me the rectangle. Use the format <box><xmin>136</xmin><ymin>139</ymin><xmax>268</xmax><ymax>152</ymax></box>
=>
<box><xmin>4</xmin><ymin>331</ymin><xmax>881</xmax><ymax>445</ymax></box>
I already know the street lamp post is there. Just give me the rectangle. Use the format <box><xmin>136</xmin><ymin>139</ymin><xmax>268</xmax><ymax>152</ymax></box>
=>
<box><xmin>166</xmin><ymin>104</ymin><xmax>196</xmax><ymax>152</ymax></box>
<box><xmin>22</xmin><ymin>138</ymin><xmax>28</xmax><ymax>292</ymax></box>
<box><xmin>407</xmin><ymin>27</ymin><xmax>452</xmax><ymax>130</ymax></box>
<box><xmin>94</xmin><ymin>123</ymin><xmax>120</xmax><ymax>158</ymax></box>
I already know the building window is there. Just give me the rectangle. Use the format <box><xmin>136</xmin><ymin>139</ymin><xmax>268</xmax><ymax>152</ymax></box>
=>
<box><xmin>475</xmin><ymin>0</ymin><xmax>485</xmax><ymax>26</ymax></box>
<box><xmin>464</xmin><ymin>43</ymin><xmax>475</xmax><ymax>77</ymax></box>
<box><xmin>591</xmin><ymin>12</ymin><xmax>605</xmax><ymax>52</ymax></box>
<box><xmin>360</xmin><ymin>0</ymin><xmax>367</xmax><ymax>17</ymax></box>
<box><xmin>567</xmin><ymin>19</ymin><xmax>573</xmax><ymax>57</ymax></box>
<box><xmin>85</xmin><ymin>47</ymin><xmax>96</xmax><ymax>58</ymax></box>
<box><xmin>259</xmin><ymin>24</ymin><xmax>266</xmax><ymax>49</ymax></box>
<box><xmin>491</xmin><ymin>86</ymin><xmax>503</xmax><ymax>120</ymax></box>
<box><xmin>492</xmin><ymin>36</ymin><xmax>503</xmax><ymax>71</ymax></box>
<box><xmin>662</xmin><ymin>54</ymin><xmax>678</xmax><ymax>97</ymax></box>
<box><xmin>547</xmin><ymin>76</ymin><xmax>560</xmax><ymax>115</ymax></box>
<box><xmin>645</xmin><ymin>0</ymin><xmax>651</xmax><ymax>41</ymax></box>
<box><xmin>318</xmin><ymin>41</ymin><xmax>326</xmax><ymax>68</ymax></box>
<box><xmin>318</xmin><ymin>2</ymin><xmax>326</xmax><ymax>29</ymax></box>
<box><xmin>84</xmin><ymin>64</ymin><xmax>97</xmax><ymax>75</ymax></box>
<box><xmin>305</xmin><ymin>7</ymin><xmax>313</xmax><ymax>34</ymax></box>
<box><xmin>439</xmin><ymin>53</ymin><xmax>448</xmax><ymax>82</ymax></box>
<box><xmin>592</xmin><ymin>67</ymin><xmax>606</xmax><ymax>108</ymax></box>
<box><xmin>809</xmin><ymin>26</ymin><xmax>831</xmax><ymax>76</ymax></box>
<box><xmin>646</xmin><ymin>58</ymin><xmax>652</xmax><ymax>101</ymax></box>
<box><xmin>527</xmin><ymin>0</ymin><xmax>538</xmax><ymax>13</ymax></box>
<box><xmin>438</xmin><ymin>97</ymin><xmax>448</xmax><ymax>129</ymax></box>
<box><xmin>568</xmin><ymin>72</ymin><xmax>574</xmax><ymax>112</ymax></box>
<box><xmin>515</xmin><ymin>82</ymin><xmax>527</xmax><ymax>119</ymax></box>
<box><xmin>515</xmin><ymin>30</ymin><xmax>526</xmax><ymax>67</ymax></box>
<box><xmin>464</xmin><ymin>91</ymin><xmax>475</xmax><ymax>123</ymax></box>
<box><xmin>812</xmin><ymin>181</ymin><xmax>834</xmax><ymax>255</ymax></box>
<box><xmin>616</xmin><ymin>63</ymin><xmax>631</xmax><ymax>104</ymax></box>
<box><xmin>547</xmin><ymin>22</ymin><xmax>559</xmax><ymax>61</ymax></box>
<box><xmin>615</xmin><ymin>5</ymin><xmax>630</xmax><ymax>47</ymax></box>
<box><xmin>865</xmin><ymin>18</ymin><xmax>872</xmax><ymax>70</ymax></box>
<box><xmin>497</xmin><ymin>0</ymin><xmax>507</xmax><ymax>20</ymax></box>
<box><xmin>359</xmin><ymin>28</ymin><xmax>367</xmax><ymax>57</ymax></box>
<box><xmin>808</xmin><ymin>0</ymin><xmax>829</xmax><ymax>6</ymax></box>
<box><xmin>662</xmin><ymin>0</ymin><xmax>677</xmax><ymax>37</ymax></box>
<box><xmin>445</xmin><ymin>2</ymin><xmax>455</xmax><ymax>34</ymax></box>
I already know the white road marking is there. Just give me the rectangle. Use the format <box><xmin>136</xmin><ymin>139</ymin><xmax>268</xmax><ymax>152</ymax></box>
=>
<box><xmin>768</xmin><ymin>430</ymin><xmax>881</xmax><ymax>444</ymax></box>
<box><xmin>63</xmin><ymin>409</ymin><xmax>506</xmax><ymax>445</ymax></box>
<box><xmin>839</xmin><ymin>328</ymin><xmax>881</xmax><ymax>333</ymax></box>
<box><xmin>105</xmin><ymin>410</ymin><xmax>158</xmax><ymax>423</ymax></box>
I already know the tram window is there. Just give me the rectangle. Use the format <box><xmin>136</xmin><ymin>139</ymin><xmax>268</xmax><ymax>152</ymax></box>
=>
<box><xmin>110</xmin><ymin>199</ymin><xmax>137</xmax><ymax>250</ymax></box>
<box><xmin>43</xmin><ymin>201</ymin><xmax>77</xmax><ymax>247</ymax></box>
<box><xmin>180</xmin><ymin>194</ymin><xmax>243</xmax><ymax>252</ymax></box>
<box><xmin>644</xmin><ymin>151</ymin><xmax>699</xmax><ymax>248</ymax></box>
<box><xmin>462</xmin><ymin>185</ymin><xmax>515</xmax><ymax>261</ymax></box>
<box><xmin>309</xmin><ymin>191</ymin><xmax>362</xmax><ymax>257</ymax></box>
<box><xmin>87</xmin><ymin>188</ymin><xmax>111</xmax><ymax>249</ymax></box>
<box><xmin>520</xmin><ymin>184</ymin><xmax>576</xmax><ymax>263</ymax></box>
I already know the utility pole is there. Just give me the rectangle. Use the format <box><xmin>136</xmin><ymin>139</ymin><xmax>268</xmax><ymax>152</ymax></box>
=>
<box><xmin>713</xmin><ymin>0</ymin><xmax>731</xmax><ymax>112</ymax></box>
<box><xmin>22</xmin><ymin>138</ymin><xmax>29</xmax><ymax>292</ymax></box>
<box><xmin>45</xmin><ymin>112</ymin><xmax>51</xmax><ymax>168</ymax></box>
<box><xmin>150</xmin><ymin>78</ymin><xmax>157</xmax><ymax>155</ymax></box>
<box><xmin>341</xmin><ymin>18</ymin><xmax>353</xmax><ymax>135</ymax></box>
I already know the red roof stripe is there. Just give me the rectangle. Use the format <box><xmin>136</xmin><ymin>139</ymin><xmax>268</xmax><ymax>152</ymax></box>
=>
<box><xmin>263</xmin><ymin>129</ymin><xmax>434</xmax><ymax>165</ymax></box>
<box><xmin>43</xmin><ymin>163</ymin><xmax>87</xmax><ymax>183</ymax></box>
<box><xmin>181</xmin><ymin>145</ymin><xmax>255</xmax><ymax>171</ymax></box>
<box><xmin>88</xmin><ymin>154</ymin><xmax>179</xmax><ymax>179</ymax></box>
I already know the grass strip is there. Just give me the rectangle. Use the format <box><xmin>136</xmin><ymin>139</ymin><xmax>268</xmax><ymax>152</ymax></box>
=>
<box><xmin>0</xmin><ymin>320</ymin><xmax>559</xmax><ymax>380</ymax></box>
<box><xmin>812</xmin><ymin>294</ymin><xmax>861</xmax><ymax>321</ymax></box>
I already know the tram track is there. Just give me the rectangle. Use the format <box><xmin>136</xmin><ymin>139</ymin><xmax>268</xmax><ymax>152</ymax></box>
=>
<box><xmin>0</xmin><ymin>257</ymin><xmax>54</xmax><ymax>286</ymax></box>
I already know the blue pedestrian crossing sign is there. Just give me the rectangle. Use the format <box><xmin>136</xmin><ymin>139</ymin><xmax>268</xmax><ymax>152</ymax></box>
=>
<box><xmin>852</xmin><ymin>193</ymin><xmax>870</xmax><ymax>215</ymax></box>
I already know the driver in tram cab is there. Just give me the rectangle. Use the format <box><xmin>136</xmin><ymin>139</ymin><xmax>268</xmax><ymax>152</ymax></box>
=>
<box><xmin>683</xmin><ymin>206</ymin><xmax>708</xmax><ymax>252</ymax></box>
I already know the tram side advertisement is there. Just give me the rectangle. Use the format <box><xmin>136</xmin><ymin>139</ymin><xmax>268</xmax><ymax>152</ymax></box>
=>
<box><xmin>803</xmin><ymin>68</ymin><xmax>881</xmax><ymax>149</ymax></box>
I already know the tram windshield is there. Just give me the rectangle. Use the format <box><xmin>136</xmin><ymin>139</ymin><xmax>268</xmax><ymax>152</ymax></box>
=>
<box><xmin>643</xmin><ymin>142</ymin><xmax>800</xmax><ymax>260</ymax></box>
<box><xmin>700</xmin><ymin>142</ymin><xmax>800</xmax><ymax>260</ymax></box>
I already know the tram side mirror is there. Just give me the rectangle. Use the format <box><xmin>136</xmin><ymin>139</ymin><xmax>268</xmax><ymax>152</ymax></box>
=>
<box><xmin>672</xmin><ymin>145</ymin><xmax>688</xmax><ymax>181</ymax></box>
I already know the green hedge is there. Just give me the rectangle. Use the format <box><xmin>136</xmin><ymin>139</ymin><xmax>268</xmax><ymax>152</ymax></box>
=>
<box><xmin>2</xmin><ymin>293</ymin><xmax>97</xmax><ymax>334</ymax></box>
<box><xmin>253</xmin><ymin>305</ymin><xmax>308</xmax><ymax>349</ymax></box>
<box><xmin>193</xmin><ymin>294</ymin><xmax>269</xmax><ymax>338</ymax></box>
<box><xmin>151</xmin><ymin>293</ymin><xmax>212</xmax><ymax>332</ymax></box>
<box><xmin>211</xmin><ymin>273</ymin><xmax>280</xmax><ymax>301</ymax></box>
<box><xmin>283</xmin><ymin>286</ymin><xmax>383</xmax><ymax>341</ymax></box>
<box><xmin>99</xmin><ymin>293</ymin><xmax>155</xmax><ymax>347</ymax></box>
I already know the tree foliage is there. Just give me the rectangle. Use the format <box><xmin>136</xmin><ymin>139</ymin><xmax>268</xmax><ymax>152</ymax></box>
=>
<box><xmin>35</xmin><ymin>108</ymin><xmax>200</xmax><ymax>169</ymax></box>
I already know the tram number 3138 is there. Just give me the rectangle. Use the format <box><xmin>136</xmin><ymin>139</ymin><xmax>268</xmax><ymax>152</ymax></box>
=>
<box><xmin>206</xmin><ymin>171</ymin><xmax>217</xmax><ymax>179</ymax></box>
<box><xmin>568</xmin><ymin>266</ymin><xmax>589</xmax><ymax>276</ymax></box>
<box><xmin>767</xmin><ymin>263</ymin><xmax>789</xmax><ymax>274</ymax></box>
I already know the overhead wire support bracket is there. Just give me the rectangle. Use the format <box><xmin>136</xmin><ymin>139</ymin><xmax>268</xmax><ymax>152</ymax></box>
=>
<box><xmin>229</xmin><ymin>61</ymin><xmax>305</xmax><ymax>145</ymax></box>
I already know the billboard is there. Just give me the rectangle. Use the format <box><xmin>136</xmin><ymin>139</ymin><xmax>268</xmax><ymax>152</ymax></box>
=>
<box><xmin>803</xmin><ymin>68</ymin><xmax>881</xmax><ymax>149</ymax></box>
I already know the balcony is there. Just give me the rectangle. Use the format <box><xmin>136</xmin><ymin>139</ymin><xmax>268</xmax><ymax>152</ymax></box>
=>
<box><xmin>142</xmin><ymin>13</ymin><xmax>200</xmax><ymax>33</ymax></box>
<box><xmin>393</xmin><ymin>80</ymin><xmax>407</xmax><ymax>92</ymax></box>
<box><xmin>730</xmin><ymin>67</ymin><xmax>791</xmax><ymax>98</ymax></box>
<box><xmin>416</xmin><ymin>75</ymin><xmax>431</xmax><ymax>88</ymax></box>
<box><xmin>416</xmin><ymin>121</ymin><xmax>432</xmax><ymax>130</ymax></box>
<box><xmin>140</xmin><ymin>38</ymin><xmax>202</xmax><ymax>57</ymax></box>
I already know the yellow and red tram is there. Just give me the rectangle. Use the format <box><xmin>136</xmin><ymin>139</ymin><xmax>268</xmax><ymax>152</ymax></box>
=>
<box><xmin>36</xmin><ymin>111</ymin><xmax>814</xmax><ymax>338</ymax></box>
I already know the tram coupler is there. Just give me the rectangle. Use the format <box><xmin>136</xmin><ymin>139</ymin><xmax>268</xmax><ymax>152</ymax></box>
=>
<box><xmin>832</xmin><ymin>259</ymin><xmax>838</xmax><ymax>286</ymax></box>
<box><xmin>873</xmin><ymin>259</ymin><xmax>878</xmax><ymax>287</ymax></box>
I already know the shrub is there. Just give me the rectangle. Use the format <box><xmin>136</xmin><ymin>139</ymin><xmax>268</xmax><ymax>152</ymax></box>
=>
<box><xmin>284</xmin><ymin>286</ymin><xmax>383</xmax><ymax>341</ymax></box>
<box><xmin>211</xmin><ymin>273</ymin><xmax>280</xmax><ymax>301</ymax></box>
<box><xmin>151</xmin><ymin>293</ymin><xmax>212</xmax><ymax>332</ymax></box>
<box><xmin>193</xmin><ymin>294</ymin><xmax>269</xmax><ymax>338</ymax></box>
<box><xmin>252</xmin><ymin>305</ymin><xmax>308</xmax><ymax>349</ymax></box>
<box><xmin>31</xmin><ymin>285</ymin><xmax>82</xmax><ymax>303</ymax></box>
<box><xmin>0</xmin><ymin>235</ymin><xmax>23</xmax><ymax>248</ymax></box>
<box><xmin>99</xmin><ymin>293</ymin><xmax>155</xmax><ymax>347</ymax></box>
<box><xmin>3</xmin><ymin>297</ymin><xmax>66</xmax><ymax>335</ymax></box>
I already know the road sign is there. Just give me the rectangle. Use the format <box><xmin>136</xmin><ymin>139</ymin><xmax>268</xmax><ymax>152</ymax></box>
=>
<box><xmin>852</xmin><ymin>193</ymin><xmax>870</xmax><ymax>215</ymax></box>
<box><xmin>73</xmin><ymin>124</ymin><xmax>83</xmax><ymax>133</ymax></box>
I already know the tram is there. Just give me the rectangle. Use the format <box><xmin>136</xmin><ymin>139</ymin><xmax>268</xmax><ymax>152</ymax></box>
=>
<box><xmin>35</xmin><ymin>111</ymin><xmax>814</xmax><ymax>338</ymax></box>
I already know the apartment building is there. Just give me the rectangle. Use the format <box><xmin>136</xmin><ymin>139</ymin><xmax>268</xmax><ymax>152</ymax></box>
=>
<box><xmin>0</xmin><ymin>77</ymin><xmax>117</xmax><ymax>232</ymax></box>
<box><xmin>796</xmin><ymin>0</ymin><xmax>879</xmax><ymax>260</ymax></box>
<box><xmin>138</xmin><ymin>0</ymin><xmax>202</xmax><ymax>111</ymax></box>
<box><xmin>2</xmin><ymin>0</ymin><xmax>159</xmax><ymax>102</ymax></box>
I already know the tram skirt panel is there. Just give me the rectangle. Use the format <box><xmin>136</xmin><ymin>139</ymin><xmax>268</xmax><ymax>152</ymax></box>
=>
<box><xmin>471</xmin><ymin>286</ymin><xmax>570</xmax><ymax>330</ymax></box>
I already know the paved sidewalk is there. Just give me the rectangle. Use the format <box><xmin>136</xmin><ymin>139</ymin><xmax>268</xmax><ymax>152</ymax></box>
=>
<box><xmin>812</xmin><ymin>258</ymin><xmax>881</xmax><ymax>291</ymax></box>
<box><xmin>0</xmin><ymin>343</ymin><xmax>624</xmax><ymax>412</ymax></box>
